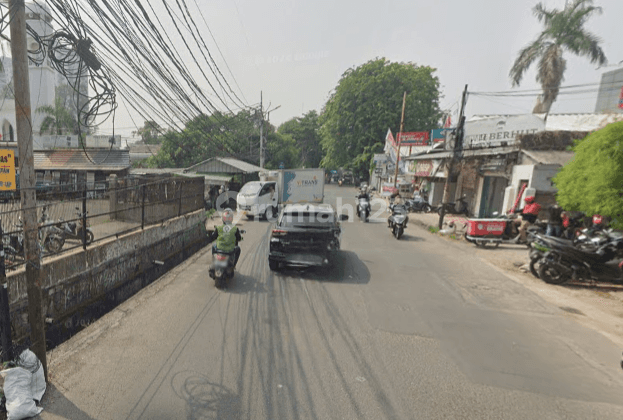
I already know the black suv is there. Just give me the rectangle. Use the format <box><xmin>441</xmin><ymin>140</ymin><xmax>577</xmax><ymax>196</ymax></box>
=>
<box><xmin>268</xmin><ymin>203</ymin><xmax>348</xmax><ymax>270</ymax></box>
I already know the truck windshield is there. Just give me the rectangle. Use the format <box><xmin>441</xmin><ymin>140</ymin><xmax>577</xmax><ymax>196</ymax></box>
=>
<box><xmin>239</xmin><ymin>183</ymin><xmax>262</xmax><ymax>195</ymax></box>
<box><xmin>280</xmin><ymin>212</ymin><xmax>335</xmax><ymax>227</ymax></box>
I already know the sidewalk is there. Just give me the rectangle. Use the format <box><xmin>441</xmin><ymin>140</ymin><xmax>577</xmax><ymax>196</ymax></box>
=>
<box><xmin>405</xmin><ymin>210</ymin><xmax>623</xmax><ymax>347</ymax></box>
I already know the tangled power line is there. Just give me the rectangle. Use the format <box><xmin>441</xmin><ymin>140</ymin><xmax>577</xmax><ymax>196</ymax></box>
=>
<box><xmin>0</xmin><ymin>0</ymin><xmax>254</xmax><ymax>162</ymax></box>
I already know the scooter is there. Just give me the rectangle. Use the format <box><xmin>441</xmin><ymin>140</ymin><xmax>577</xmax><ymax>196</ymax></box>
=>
<box><xmin>437</xmin><ymin>195</ymin><xmax>469</xmax><ymax>216</ymax></box>
<box><xmin>387</xmin><ymin>204</ymin><xmax>408</xmax><ymax>239</ymax></box>
<box><xmin>38</xmin><ymin>206</ymin><xmax>65</xmax><ymax>253</ymax></box>
<box><xmin>57</xmin><ymin>207</ymin><xmax>94</xmax><ymax>245</ymax></box>
<box><xmin>405</xmin><ymin>195</ymin><xmax>432</xmax><ymax>213</ymax></box>
<box><xmin>356</xmin><ymin>194</ymin><xmax>371</xmax><ymax>222</ymax></box>
<box><xmin>209</xmin><ymin>229</ymin><xmax>245</xmax><ymax>289</ymax></box>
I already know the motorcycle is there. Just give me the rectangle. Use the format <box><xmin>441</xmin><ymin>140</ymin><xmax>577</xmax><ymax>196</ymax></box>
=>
<box><xmin>3</xmin><ymin>210</ymin><xmax>64</xmax><ymax>260</ymax></box>
<box><xmin>356</xmin><ymin>194</ymin><xmax>371</xmax><ymax>222</ymax></box>
<box><xmin>405</xmin><ymin>195</ymin><xmax>432</xmax><ymax>213</ymax></box>
<box><xmin>57</xmin><ymin>207</ymin><xmax>94</xmax><ymax>245</ymax></box>
<box><xmin>533</xmin><ymin>234</ymin><xmax>623</xmax><ymax>284</ymax></box>
<box><xmin>387</xmin><ymin>203</ymin><xmax>408</xmax><ymax>239</ymax></box>
<box><xmin>209</xmin><ymin>229</ymin><xmax>245</xmax><ymax>289</ymax></box>
<box><xmin>437</xmin><ymin>195</ymin><xmax>469</xmax><ymax>216</ymax></box>
<box><xmin>38</xmin><ymin>206</ymin><xmax>65</xmax><ymax>253</ymax></box>
<box><xmin>465</xmin><ymin>212</ymin><xmax>544</xmax><ymax>248</ymax></box>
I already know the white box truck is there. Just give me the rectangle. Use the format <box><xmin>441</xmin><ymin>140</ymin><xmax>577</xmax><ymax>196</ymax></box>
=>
<box><xmin>237</xmin><ymin>169</ymin><xmax>325</xmax><ymax>219</ymax></box>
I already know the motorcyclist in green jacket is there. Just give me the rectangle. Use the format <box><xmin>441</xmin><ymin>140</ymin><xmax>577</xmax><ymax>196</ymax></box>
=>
<box><xmin>207</xmin><ymin>208</ymin><xmax>242</xmax><ymax>267</ymax></box>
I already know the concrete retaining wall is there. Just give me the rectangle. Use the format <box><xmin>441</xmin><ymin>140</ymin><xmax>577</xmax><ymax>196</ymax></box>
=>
<box><xmin>7</xmin><ymin>209</ymin><xmax>208</xmax><ymax>344</ymax></box>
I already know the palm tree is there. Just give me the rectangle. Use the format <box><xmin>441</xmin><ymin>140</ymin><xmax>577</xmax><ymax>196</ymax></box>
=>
<box><xmin>510</xmin><ymin>0</ymin><xmax>607</xmax><ymax>114</ymax></box>
<box><xmin>36</xmin><ymin>95</ymin><xmax>77</xmax><ymax>135</ymax></box>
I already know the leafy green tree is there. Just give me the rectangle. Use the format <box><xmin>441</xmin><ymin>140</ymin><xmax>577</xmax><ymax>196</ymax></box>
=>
<box><xmin>319</xmin><ymin>58</ymin><xmax>441</xmax><ymax>177</ymax></box>
<box><xmin>36</xmin><ymin>95</ymin><xmax>77</xmax><ymax>135</ymax></box>
<box><xmin>278</xmin><ymin>110</ymin><xmax>322</xmax><ymax>167</ymax></box>
<box><xmin>510</xmin><ymin>0</ymin><xmax>607</xmax><ymax>114</ymax></box>
<box><xmin>145</xmin><ymin>110</ymin><xmax>260</xmax><ymax>168</ymax></box>
<box><xmin>133</xmin><ymin>120</ymin><xmax>164</xmax><ymax>144</ymax></box>
<box><xmin>553</xmin><ymin>121</ymin><xmax>623</xmax><ymax>229</ymax></box>
<box><xmin>265</xmin><ymin>131</ymin><xmax>300</xmax><ymax>170</ymax></box>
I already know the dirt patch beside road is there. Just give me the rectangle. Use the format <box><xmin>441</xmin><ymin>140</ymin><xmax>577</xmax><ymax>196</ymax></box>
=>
<box><xmin>406</xmin><ymin>212</ymin><xmax>623</xmax><ymax>347</ymax></box>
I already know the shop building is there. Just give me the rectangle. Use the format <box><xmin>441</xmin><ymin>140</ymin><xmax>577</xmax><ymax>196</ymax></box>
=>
<box><xmin>406</xmin><ymin>113</ymin><xmax>623</xmax><ymax>217</ymax></box>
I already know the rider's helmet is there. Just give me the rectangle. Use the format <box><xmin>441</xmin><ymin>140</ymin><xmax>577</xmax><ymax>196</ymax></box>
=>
<box><xmin>524</xmin><ymin>196</ymin><xmax>535</xmax><ymax>204</ymax></box>
<box><xmin>222</xmin><ymin>208</ymin><xmax>234</xmax><ymax>225</ymax></box>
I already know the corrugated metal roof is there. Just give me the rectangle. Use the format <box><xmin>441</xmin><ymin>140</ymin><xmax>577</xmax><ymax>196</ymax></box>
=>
<box><xmin>130</xmin><ymin>168</ymin><xmax>184</xmax><ymax>175</ymax></box>
<box><xmin>34</xmin><ymin>149</ymin><xmax>130</xmax><ymax>171</ymax></box>
<box><xmin>184</xmin><ymin>157</ymin><xmax>262</xmax><ymax>174</ymax></box>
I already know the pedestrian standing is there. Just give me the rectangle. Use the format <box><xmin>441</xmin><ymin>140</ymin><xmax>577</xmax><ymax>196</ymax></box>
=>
<box><xmin>546</xmin><ymin>204</ymin><xmax>563</xmax><ymax>237</ymax></box>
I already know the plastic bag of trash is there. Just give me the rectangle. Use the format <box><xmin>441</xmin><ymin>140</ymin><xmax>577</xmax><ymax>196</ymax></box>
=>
<box><xmin>16</xmin><ymin>350</ymin><xmax>45</xmax><ymax>402</ymax></box>
<box><xmin>0</xmin><ymin>366</ymin><xmax>42</xmax><ymax>420</ymax></box>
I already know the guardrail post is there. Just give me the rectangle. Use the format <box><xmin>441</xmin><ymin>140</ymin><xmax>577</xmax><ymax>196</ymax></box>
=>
<box><xmin>178</xmin><ymin>181</ymin><xmax>183</xmax><ymax>217</ymax></box>
<box><xmin>0</xmin><ymin>220</ymin><xmax>13</xmax><ymax>361</ymax></box>
<box><xmin>141</xmin><ymin>184</ymin><xmax>146</xmax><ymax>229</ymax></box>
<box><xmin>82</xmin><ymin>186</ymin><xmax>87</xmax><ymax>250</ymax></box>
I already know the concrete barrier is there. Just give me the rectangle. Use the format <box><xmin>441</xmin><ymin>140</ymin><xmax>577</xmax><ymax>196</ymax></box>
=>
<box><xmin>6</xmin><ymin>209</ymin><xmax>209</xmax><ymax>345</ymax></box>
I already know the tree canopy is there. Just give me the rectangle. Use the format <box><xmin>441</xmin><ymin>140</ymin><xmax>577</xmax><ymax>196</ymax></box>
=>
<box><xmin>145</xmin><ymin>109</ymin><xmax>300</xmax><ymax>169</ymax></box>
<box><xmin>553</xmin><ymin>121</ymin><xmax>623</xmax><ymax>229</ymax></box>
<box><xmin>319</xmin><ymin>58</ymin><xmax>441</xmax><ymax>177</ymax></box>
<box><xmin>145</xmin><ymin>111</ymin><xmax>258</xmax><ymax>168</ymax></box>
<box><xmin>133</xmin><ymin>120</ymin><xmax>164</xmax><ymax>144</ymax></box>
<box><xmin>278</xmin><ymin>110</ymin><xmax>322</xmax><ymax>168</ymax></box>
<box><xmin>510</xmin><ymin>0</ymin><xmax>607</xmax><ymax>114</ymax></box>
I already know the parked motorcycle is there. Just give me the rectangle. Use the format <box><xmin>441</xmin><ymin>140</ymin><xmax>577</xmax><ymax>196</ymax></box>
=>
<box><xmin>387</xmin><ymin>204</ymin><xmax>408</xmax><ymax>239</ymax></box>
<box><xmin>38</xmin><ymin>206</ymin><xmax>64</xmax><ymax>253</ymax></box>
<box><xmin>405</xmin><ymin>195</ymin><xmax>432</xmax><ymax>213</ymax></box>
<box><xmin>532</xmin><ymin>233</ymin><xmax>623</xmax><ymax>284</ymax></box>
<box><xmin>465</xmin><ymin>212</ymin><xmax>544</xmax><ymax>248</ymax></box>
<box><xmin>437</xmin><ymin>195</ymin><xmax>469</xmax><ymax>216</ymax></box>
<box><xmin>356</xmin><ymin>193</ymin><xmax>371</xmax><ymax>222</ymax></box>
<box><xmin>209</xmin><ymin>229</ymin><xmax>245</xmax><ymax>289</ymax></box>
<box><xmin>57</xmin><ymin>207</ymin><xmax>94</xmax><ymax>245</ymax></box>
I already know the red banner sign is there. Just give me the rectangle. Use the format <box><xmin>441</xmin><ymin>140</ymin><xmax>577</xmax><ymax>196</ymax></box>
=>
<box><xmin>619</xmin><ymin>87</ymin><xmax>623</xmax><ymax>109</ymax></box>
<box><xmin>397</xmin><ymin>132</ymin><xmax>430</xmax><ymax>146</ymax></box>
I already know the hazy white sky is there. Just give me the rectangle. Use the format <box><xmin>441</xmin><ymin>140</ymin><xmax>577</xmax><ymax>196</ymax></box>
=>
<box><xmin>101</xmin><ymin>0</ymin><xmax>623</xmax><ymax>138</ymax></box>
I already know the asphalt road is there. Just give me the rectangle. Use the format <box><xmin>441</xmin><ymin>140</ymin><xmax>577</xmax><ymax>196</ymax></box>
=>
<box><xmin>41</xmin><ymin>184</ymin><xmax>623</xmax><ymax>420</ymax></box>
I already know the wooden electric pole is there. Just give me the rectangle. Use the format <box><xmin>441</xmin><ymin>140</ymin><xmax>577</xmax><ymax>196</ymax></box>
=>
<box><xmin>9</xmin><ymin>0</ymin><xmax>47</xmax><ymax>378</ymax></box>
<box><xmin>438</xmin><ymin>84</ymin><xmax>468</xmax><ymax>229</ymax></box>
<box><xmin>393</xmin><ymin>91</ymin><xmax>407</xmax><ymax>189</ymax></box>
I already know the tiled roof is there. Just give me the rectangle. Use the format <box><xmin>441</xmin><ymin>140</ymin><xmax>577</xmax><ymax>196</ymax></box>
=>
<box><xmin>34</xmin><ymin>149</ymin><xmax>130</xmax><ymax>171</ymax></box>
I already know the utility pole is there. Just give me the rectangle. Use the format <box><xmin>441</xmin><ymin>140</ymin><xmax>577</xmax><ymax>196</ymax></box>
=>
<box><xmin>9</xmin><ymin>0</ymin><xmax>47</xmax><ymax>378</ymax></box>
<box><xmin>259</xmin><ymin>91</ymin><xmax>264</xmax><ymax>168</ymax></box>
<box><xmin>438</xmin><ymin>84</ymin><xmax>468</xmax><ymax>229</ymax></box>
<box><xmin>393</xmin><ymin>91</ymin><xmax>407</xmax><ymax>189</ymax></box>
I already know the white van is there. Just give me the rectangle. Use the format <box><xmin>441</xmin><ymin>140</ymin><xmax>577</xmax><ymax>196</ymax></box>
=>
<box><xmin>236</xmin><ymin>181</ymin><xmax>278</xmax><ymax>219</ymax></box>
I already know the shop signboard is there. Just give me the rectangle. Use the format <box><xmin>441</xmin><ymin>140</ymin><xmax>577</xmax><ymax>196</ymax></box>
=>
<box><xmin>464</xmin><ymin>114</ymin><xmax>545</xmax><ymax>149</ymax></box>
<box><xmin>0</xmin><ymin>149</ymin><xmax>16</xmax><ymax>190</ymax></box>
<box><xmin>381</xmin><ymin>182</ymin><xmax>398</xmax><ymax>197</ymax></box>
<box><xmin>396</xmin><ymin>131</ymin><xmax>430</xmax><ymax>146</ymax></box>
<box><xmin>415</xmin><ymin>160</ymin><xmax>433</xmax><ymax>177</ymax></box>
<box><xmin>431</xmin><ymin>128</ymin><xmax>453</xmax><ymax>143</ymax></box>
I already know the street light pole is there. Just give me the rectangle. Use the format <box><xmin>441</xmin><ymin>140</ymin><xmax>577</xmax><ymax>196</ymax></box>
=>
<box><xmin>259</xmin><ymin>91</ymin><xmax>264</xmax><ymax>168</ymax></box>
<box><xmin>9</xmin><ymin>0</ymin><xmax>47</xmax><ymax>379</ymax></box>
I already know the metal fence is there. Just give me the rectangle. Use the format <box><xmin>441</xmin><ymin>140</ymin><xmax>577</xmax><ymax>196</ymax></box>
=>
<box><xmin>0</xmin><ymin>175</ymin><xmax>205</xmax><ymax>271</ymax></box>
